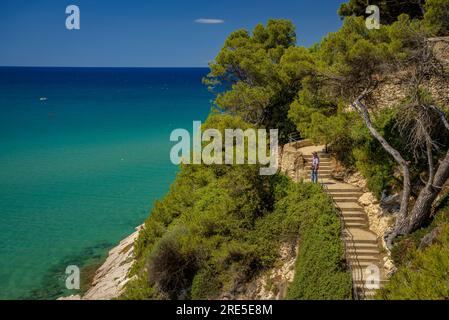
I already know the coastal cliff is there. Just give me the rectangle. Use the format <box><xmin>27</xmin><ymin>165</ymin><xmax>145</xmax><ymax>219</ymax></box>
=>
<box><xmin>59</xmin><ymin>225</ymin><xmax>142</xmax><ymax>300</ymax></box>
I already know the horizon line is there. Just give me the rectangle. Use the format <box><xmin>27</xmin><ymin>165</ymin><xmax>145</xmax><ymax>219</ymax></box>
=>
<box><xmin>0</xmin><ymin>65</ymin><xmax>211</xmax><ymax>69</ymax></box>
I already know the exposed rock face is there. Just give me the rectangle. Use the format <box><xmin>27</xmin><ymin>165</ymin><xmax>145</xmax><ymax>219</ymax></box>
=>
<box><xmin>83</xmin><ymin>225</ymin><xmax>142</xmax><ymax>300</ymax></box>
<box><xmin>279</xmin><ymin>140</ymin><xmax>313</xmax><ymax>181</ymax></box>
<box><xmin>235</xmin><ymin>240</ymin><xmax>298</xmax><ymax>300</ymax></box>
<box><xmin>359</xmin><ymin>193</ymin><xmax>395</xmax><ymax>241</ymax></box>
<box><xmin>58</xmin><ymin>225</ymin><xmax>142</xmax><ymax>300</ymax></box>
<box><xmin>358</xmin><ymin>192</ymin><xmax>396</xmax><ymax>276</ymax></box>
<box><xmin>370</xmin><ymin>38</ymin><xmax>449</xmax><ymax>111</ymax></box>
<box><xmin>330</xmin><ymin>162</ymin><xmax>369</xmax><ymax>191</ymax></box>
<box><xmin>432</xmin><ymin>38</ymin><xmax>449</xmax><ymax>63</ymax></box>
<box><xmin>342</xmin><ymin>171</ymin><xmax>368</xmax><ymax>191</ymax></box>
<box><xmin>419</xmin><ymin>226</ymin><xmax>443</xmax><ymax>250</ymax></box>
<box><xmin>58</xmin><ymin>294</ymin><xmax>82</xmax><ymax>300</ymax></box>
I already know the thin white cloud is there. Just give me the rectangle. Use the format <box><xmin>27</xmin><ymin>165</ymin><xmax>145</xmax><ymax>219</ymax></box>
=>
<box><xmin>194</xmin><ymin>18</ymin><xmax>225</xmax><ymax>24</ymax></box>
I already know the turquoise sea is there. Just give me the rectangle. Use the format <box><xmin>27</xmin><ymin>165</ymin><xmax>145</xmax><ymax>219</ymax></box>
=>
<box><xmin>0</xmin><ymin>67</ymin><xmax>211</xmax><ymax>299</ymax></box>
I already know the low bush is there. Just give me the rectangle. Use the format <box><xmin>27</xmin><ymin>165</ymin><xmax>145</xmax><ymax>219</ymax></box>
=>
<box><xmin>147</xmin><ymin>226</ymin><xmax>201</xmax><ymax>299</ymax></box>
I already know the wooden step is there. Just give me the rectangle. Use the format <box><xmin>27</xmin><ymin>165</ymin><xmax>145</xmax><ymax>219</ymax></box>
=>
<box><xmin>305</xmin><ymin>154</ymin><xmax>329</xmax><ymax>159</ymax></box>
<box><xmin>313</xmin><ymin>171</ymin><xmax>331</xmax><ymax>174</ymax></box>
<box><xmin>353</xmin><ymin>279</ymin><xmax>388</xmax><ymax>287</ymax></box>
<box><xmin>330</xmin><ymin>195</ymin><xmax>362</xmax><ymax>200</ymax></box>
<box><xmin>305</xmin><ymin>159</ymin><xmax>332</xmax><ymax>163</ymax></box>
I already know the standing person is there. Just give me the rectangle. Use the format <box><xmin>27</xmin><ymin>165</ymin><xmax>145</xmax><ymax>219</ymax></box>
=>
<box><xmin>311</xmin><ymin>152</ymin><xmax>320</xmax><ymax>183</ymax></box>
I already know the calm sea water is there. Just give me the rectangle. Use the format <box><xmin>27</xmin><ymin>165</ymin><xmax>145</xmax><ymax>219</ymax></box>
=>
<box><xmin>0</xmin><ymin>67</ymin><xmax>211</xmax><ymax>299</ymax></box>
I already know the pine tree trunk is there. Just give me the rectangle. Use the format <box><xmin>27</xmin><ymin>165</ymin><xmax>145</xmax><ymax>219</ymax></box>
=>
<box><xmin>401</xmin><ymin>151</ymin><xmax>449</xmax><ymax>234</ymax></box>
<box><xmin>353</xmin><ymin>98</ymin><xmax>412</xmax><ymax>248</ymax></box>
<box><xmin>354</xmin><ymin>100</ymin><xmax>411</xmax><ymax>233</ymax></box>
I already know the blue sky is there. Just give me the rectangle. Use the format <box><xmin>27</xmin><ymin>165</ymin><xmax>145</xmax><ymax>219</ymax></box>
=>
<box><xmin>0</xmin><ymin>0</ymin><xmax>346</xmax><ymax>67</ymax></box>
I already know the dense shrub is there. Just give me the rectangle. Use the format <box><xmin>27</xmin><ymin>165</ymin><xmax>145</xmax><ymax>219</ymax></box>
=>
<box><xmin>284</xmin><ymin>184</ymin><xmax>352</xmax><ymax>300</ymax></box>
<box><xmin>379</xmin><ymin>223</ymin><xmax>449</xmax><ymax>300</ymax></box>
<box><xmin>378</xmin><ymin>197</ymin><xmax>449</xmax><ymax>299</ymax></box>
<box><xmin>122</xmin><ymin>115</ymin><xmax>301</xmax><ymax>299</ymax></box>
<box><xmin>424</xmin><ymin>0</ymin><xmax>449</xmax><ymax>36</ymax></box>
<box><xmin>191</xmin><ymin>265</ymin><xmax>221</xmax><ymax>300</ymax></box>
<box><xmin>122</xmin><ymin>123</ymin><xmax>351</xmax><ymax>299</ymax></box>
<box><xmin>147</xmin><ymin>226</ymin><xmax>201</xmax><ymax>299</ymax></box>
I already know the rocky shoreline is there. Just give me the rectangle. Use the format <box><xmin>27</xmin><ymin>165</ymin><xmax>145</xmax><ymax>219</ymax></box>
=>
<box><xmin>59</xmin><ymin>225</ymin><xmax>143</xmax><ymax>300</ymax></box>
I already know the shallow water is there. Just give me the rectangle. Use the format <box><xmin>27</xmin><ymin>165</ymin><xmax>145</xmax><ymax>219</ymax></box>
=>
<box><xmin>0</xmin><ymin>67</ymin><xmax>211</xmax><ymax>299</ymax></box>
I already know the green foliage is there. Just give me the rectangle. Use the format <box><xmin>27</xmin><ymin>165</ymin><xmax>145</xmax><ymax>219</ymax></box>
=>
<box><xmin>424</xmin><ymin>0</ymin><xmax>449</xmax><ymax>35</ymax></box>
<box><xmin>123</xmin><ymin>121</ymin><xmax>350</xmax><ymax>299</ymax></box>
<box><xmin>122</xmin><ymin>115</ymin><xmax>298</xmax><ymax>299</ymax></box>
<box><xmin>338</xmin><ymin>0</ymin><xmax>425</xmax><ymax>24</ymax></box>
<box><xmin>253</xmin><ymin>20</ymin><xmax>297</xmax><ymax>51</ymax></box>
<box><xmin>285</xmin><ymin>184</ymin><xmax>352</xmax><ymax>300</ymax></box>
<box><xmin>146</xmin><ymin>226</ymin><xmax>202</xmax><ymax>299</ymax></box>
<box><xmin>126</xmin><ymin>7</ymin><xmax>449</xmax><ymax>299</ymax></box>
<box><xmin>287</xmin><ymin>13</ymin><xmax>443</xmax><ymax>198</ymax></box>
<box><xmin>352</xmin><ymin>110</ymin><xmax>403</xmax><ymax>197</ymax></box>
<box><xmin>120</xmin><ymin>273</ymin><xmax>155</xmax><ymax>300</ymax></box>
<box><xmin>191</xmin><ymin>265</ymin><xmax>221</xmax><ymax>300</ymax></box>
<box><xmin>379</xmin><ymin>199</ymin><xmax>449</xmax><ymax>300</ymax></box>
<box><xmin>379</xmin><ymin>223</ymin><xmax>449</xmax><ymax>300</ymax></box>
<box><xmin>205</xmin><ymin>20</ymin><xmax>304</xmax><ymax>143</ymax></box>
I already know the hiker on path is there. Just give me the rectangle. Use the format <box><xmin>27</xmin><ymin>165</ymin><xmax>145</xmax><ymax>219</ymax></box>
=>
<box><xmin>311</xmin><ymin>152</ymin><xmax>320</xmax><ymax>183</ymax></box>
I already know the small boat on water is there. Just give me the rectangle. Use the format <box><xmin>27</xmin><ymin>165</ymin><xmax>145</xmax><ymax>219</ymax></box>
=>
<box><xmin>39</xmin><ymin>97</ymin><xmax>48</xmax><ymax>101</ymax></box>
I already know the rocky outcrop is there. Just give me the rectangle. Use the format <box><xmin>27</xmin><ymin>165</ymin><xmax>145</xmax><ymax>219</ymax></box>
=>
<box><xmin>370</xmin><ymin>38</ymin><xmax>449</xmax><ymax>111</ymax></box>
<box><xmin>58</xmin><ymin>225</ymin><xmax>142</xmax><ymax>300</ymax></box>
<box><xmin>339</xmin><ymin>170</ymin><xmax>368</xmax><ymax>191</ymax></box>
<box><xmin>357</xmin><ymin>192</ymin><xmax>396</xmax><ymax>275</ymax></box>
<box><xmin>419</xmin><ymin>225</ymin><xmax>443</xmax><ymax>250</ymax></box>
<box><xmin>279</xmin><ymin>140</ymin><xmax>314</xmax><ymax>181</ymax></box>
<box><xmin>235</xmin><ymin>240</ymin><xmax>298</xmax><ymax>300</ymax></box>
